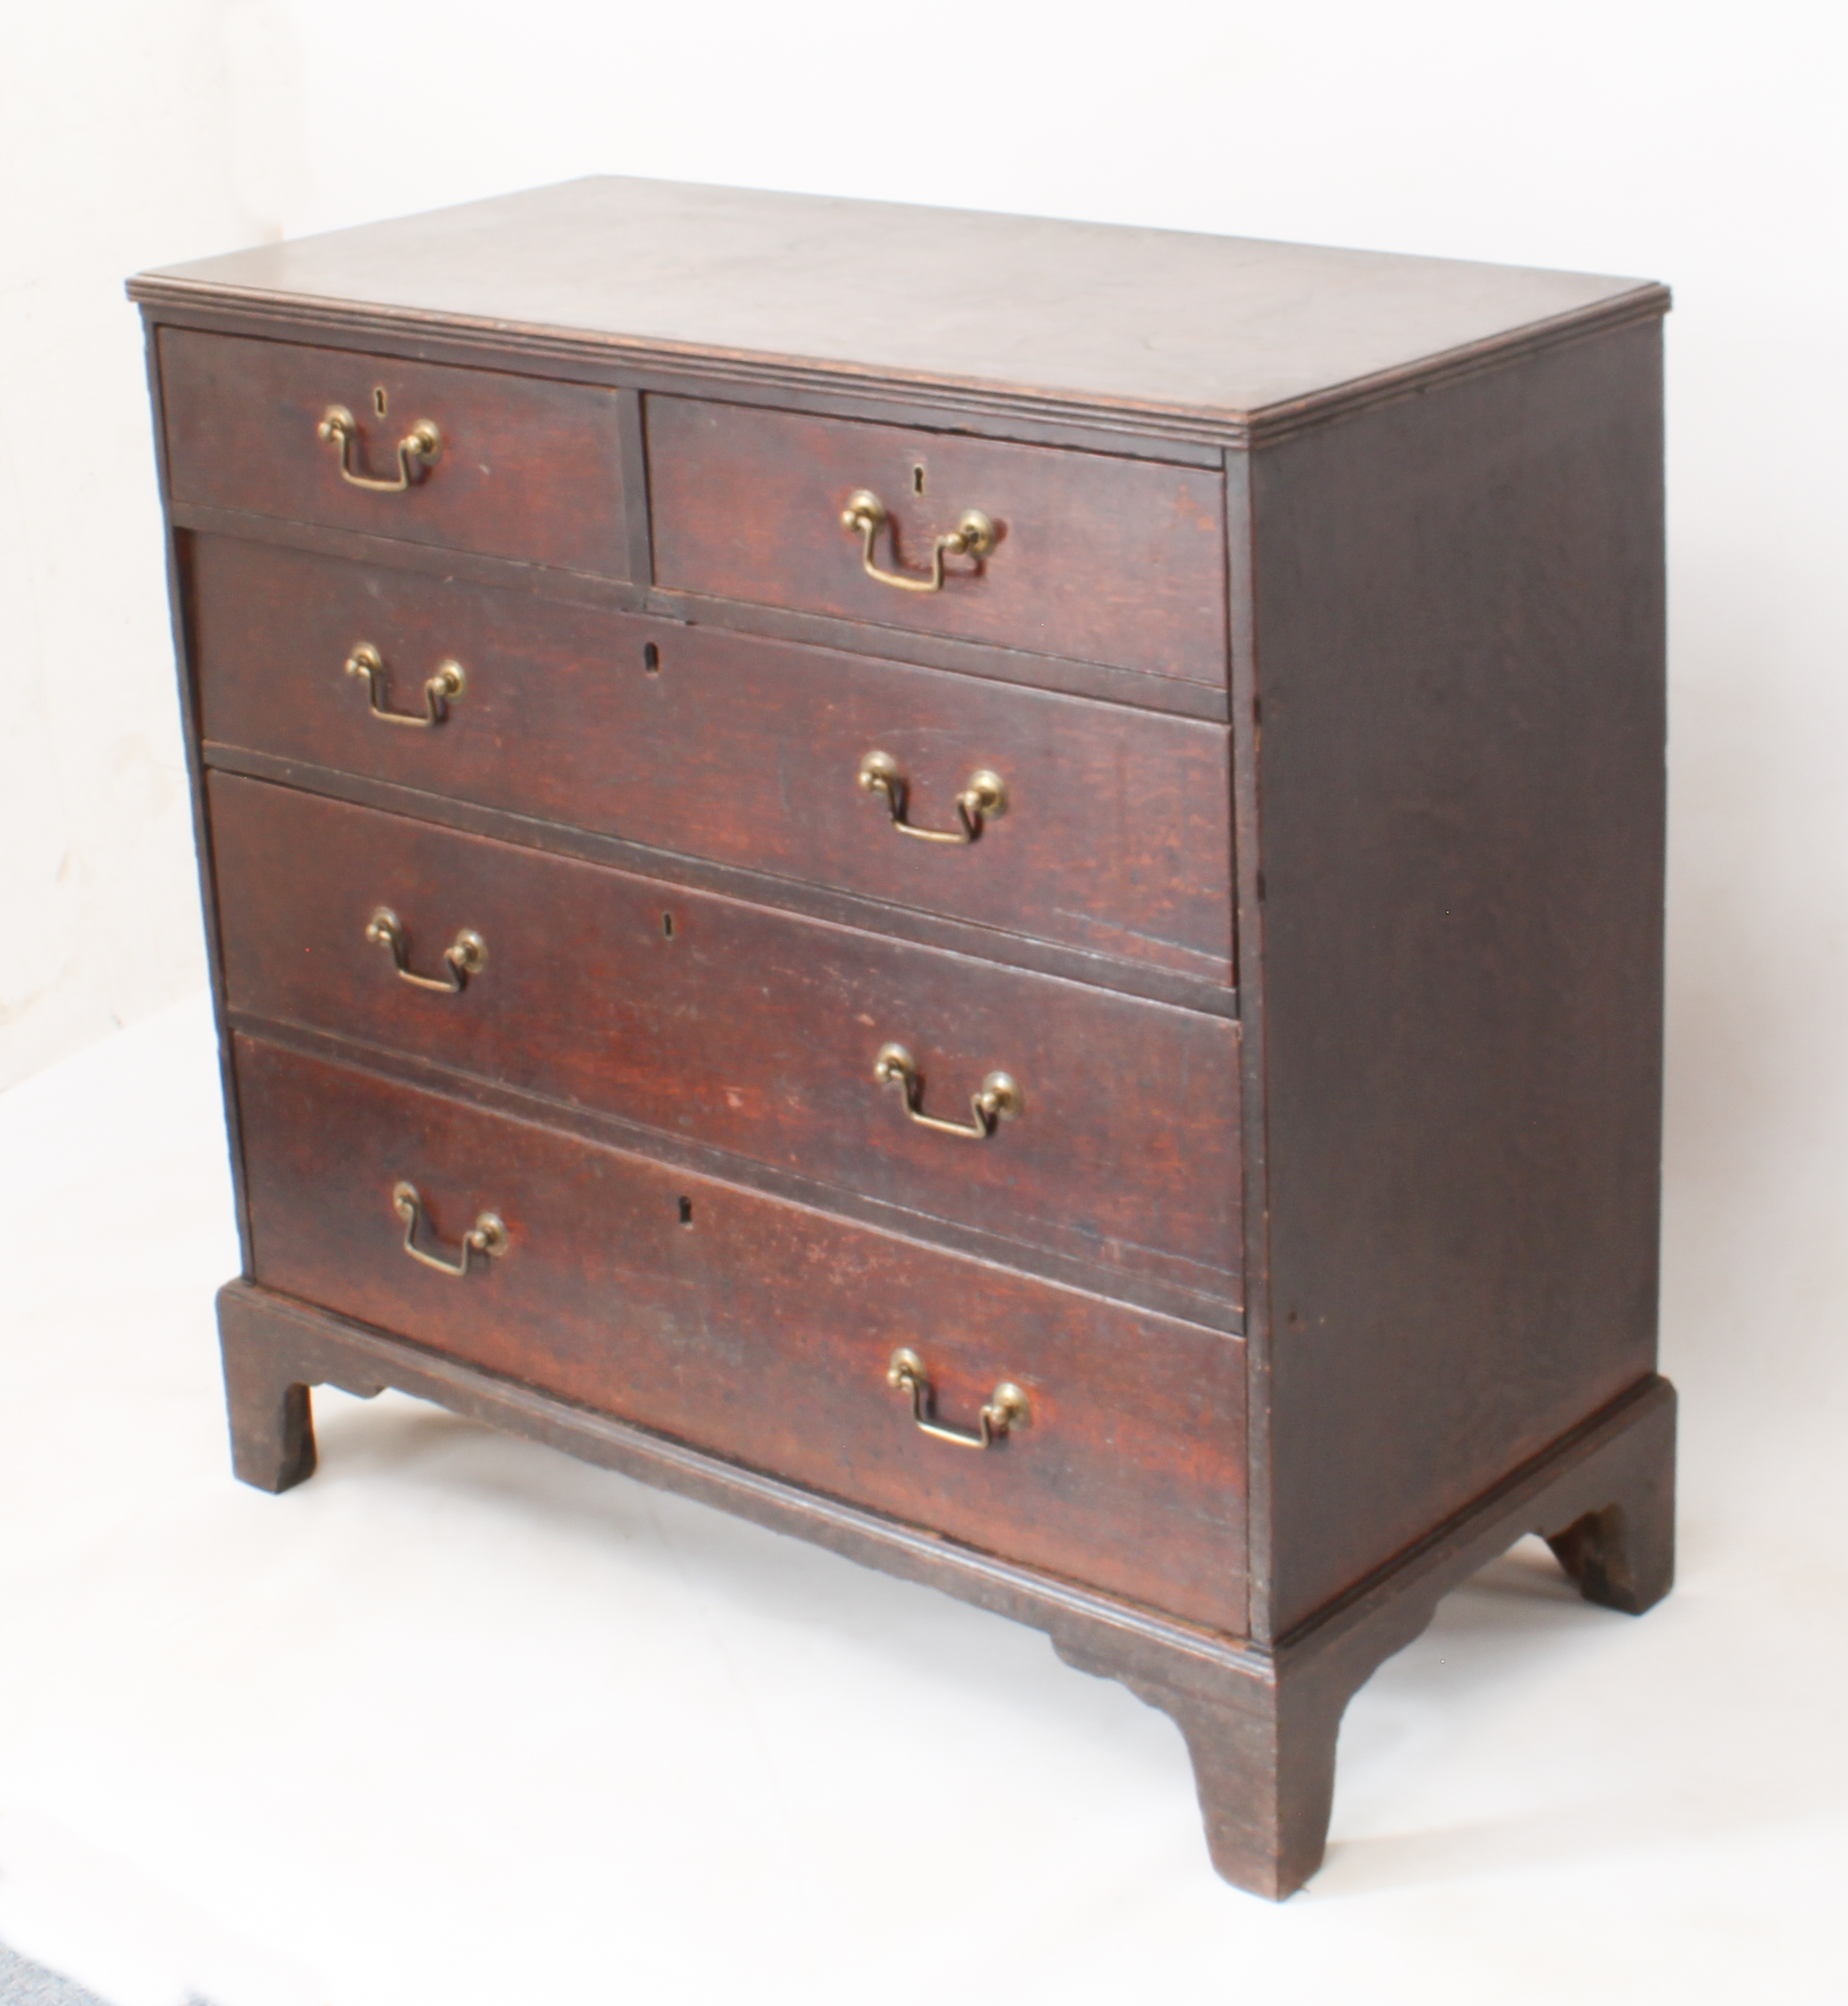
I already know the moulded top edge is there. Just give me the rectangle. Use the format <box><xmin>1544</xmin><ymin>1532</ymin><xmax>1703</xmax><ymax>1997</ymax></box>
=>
<box><xmin>128</xmin><ymin>175</ymin><xmax>1670</xmax><ymax>441</ymax></box>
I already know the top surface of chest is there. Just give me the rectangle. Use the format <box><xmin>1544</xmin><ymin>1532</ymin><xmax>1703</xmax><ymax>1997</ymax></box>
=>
<box><xmin>131</xmin><ymin>176</ymin><xmax>1664</xmax><ymax>440</ymax></box>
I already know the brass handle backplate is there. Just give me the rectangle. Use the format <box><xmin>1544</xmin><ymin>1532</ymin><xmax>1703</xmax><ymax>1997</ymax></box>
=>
<box><xmin>859</xmin><ymin>751</ymin><xmax>1005</xmax><ymax>845</ymax></box>
<box><xmin>391</xmin><ymin>1181</ymin><xmax>507</xmax><ymax>1278</ymax></box>
<box><xmin>841</xmin><ymin>489</ymin><xmax>995</xmax><ymax>594</ymax></box>
<box><xmin>346</xmin><ymin>642</ymin><xmax>465</xmax><ymax>727</ymax></box>
<box><xmin>366</xmin><ymin>907</ymin><xmax>488</xmax><ymax>994</ymax></box>
<box><xmin>318</xmin><ymin>405</ymin><xmax>441</xmax><ymax>492</ymax></box>
<box><xmin>886</xmin><ymin>1347</ymin><xmax>1028</xmax><ymax>1449</ymax></box>
<box><xmin>873</xmin><ymin>1043</ymin><xmax>1020</xmax><ymax>1139</ymax></box>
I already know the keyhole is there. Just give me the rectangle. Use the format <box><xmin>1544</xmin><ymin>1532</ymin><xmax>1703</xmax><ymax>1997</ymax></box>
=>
<box><xmin>662</xmin><ymin>912</ymin><xmax>675</xmax><ymax>938</ymax></box>
<box><xmin>678</xmin><ymin>1196</ymin><xmax>695</xmax><ymax>1227</ymax></box>
<box><xmin>642</xmin><ymin>642</ymin><xmax>661</xmax><ymax>674</ymax></box>
<box><xmin>912</xmin><ymin>462</ymin><xmax>926</xmax><ymax>496</ymax></box>
<box><xmin>373</xmin><ymin>387</ymin><xmax>387</xmax><ymax>417</ymax></box>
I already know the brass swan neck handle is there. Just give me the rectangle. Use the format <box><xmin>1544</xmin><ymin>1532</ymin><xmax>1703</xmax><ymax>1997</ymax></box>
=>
<box><xmin>841</xmin><ymin>488</ymin><xmax>995</xmax><ymax>594</ymax></box>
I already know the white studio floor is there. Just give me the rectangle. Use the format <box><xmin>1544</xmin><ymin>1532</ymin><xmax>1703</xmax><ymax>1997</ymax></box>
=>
<box><xmin>1</xmin><ymin>991</ymin><xmax>1844</xmax><ymax>2006</ymax></box>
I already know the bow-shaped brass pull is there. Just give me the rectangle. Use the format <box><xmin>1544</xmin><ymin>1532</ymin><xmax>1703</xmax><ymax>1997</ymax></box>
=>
<box><xmin>873</xmin><ymin>1044</ymin><xmax>1020</xmax><ymax>1138</ymax></box>
<box><xmin>840</xmin><ymin>489</ymin><xmax>995</xmax><ymax>594</ymax></box>
<box><xmin>858</xmin><ymin>751</ymin><xmax>1006</xmax><ymax>845</ymax></box>
<box><xmin>318</xmin><ymin>405</ymin><xmax>442</xmax><ymax>492</ymax></box>
<box><xmin>366</xmin><ymin>908</ymin><xmax>488</xmax><ymax>994</ymax></box>
<box><xmin>886</xmin><ymin>1347</ymin><xmax>1029</xmax><ymax>1449</ymax></box>
<box><xmin>391</xmin><ymin>1181</ymin><xmax>507</xmax><ymax>1277</ymax></box>
<box><xmin>346</xmin><ymin>642</ymin><xmax>465</xmax><ymax>727</ymax></box>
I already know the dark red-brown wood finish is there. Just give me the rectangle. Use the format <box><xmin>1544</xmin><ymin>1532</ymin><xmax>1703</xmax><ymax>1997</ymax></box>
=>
<box><xmin>209</xmin><ymin>772</ymin><xmax>1243</xmax><ymax>1312</ymax></box>
<box><xmin>1248</xmin><ymin>322</ymin><xmax>1669</xmax><ymax>1634</ymax></box>
<box><xmin>646</xmin><ymin>398</ymin><xmax>1229</xmax><ymax>680</ymax></box>
<box><xmin>185</xmin><ymin>532</ymin><xmax>1236</xmax><ymax>983</ymax></box>
<box><xmin>159</xmin><ymin>328</ymin><xmax>634</xmax><ymax>573</ymax></box>
<box><xmin>132</xmin><ymin>175</ymin><xmax>1676</xmax><ymax>1899</ymax></box>
<box><xmin>233</xmin><ymin>1033</ymin><xmax>1249</xmax><ymax>1631</ymax></box>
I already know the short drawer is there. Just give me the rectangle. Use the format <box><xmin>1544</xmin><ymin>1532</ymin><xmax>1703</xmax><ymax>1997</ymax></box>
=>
<box><xmin>646</xmin><ymin>398</ymin><xmax>1228</xmax><ymax>684</ymax></box>
<box><xmin>211</xmin><ymin>776</ymin><xmax>1242</xmax><ymax>1310</ymax></box>
<box><xmin>158</xmin><ymin>330</ymin><xmax>629</xmax><ymax>574</ymax></box>
<box><xmin>189</xmin><ymin>534</ymin><xmax>1234</xmax><ymax>984</ymax></box>
<box><xmin>234</xmin><ymin>1034</ymin><xmax>1248</xmax><ymax>1632</ymax></box>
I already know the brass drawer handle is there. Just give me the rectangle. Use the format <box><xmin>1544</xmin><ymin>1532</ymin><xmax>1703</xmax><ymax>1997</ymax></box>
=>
<box><xmin>887</xmin><ymin>1347</ymin><xmax>1028</xmax><ymax>1449</ymax></box>
<box><xmin>873</xmin><ymin>1043</ymin><xmax>1020</xmax><ymax>1138</ymax></box>
<box><xmin>346</xmin><ymin>643</ymin><xmax>465</xmax><ymax>727</ymax></box>
<box><xmin>858</xmin><ymin>751</ymin><xmax>1005</xmax><ymax>845</ymax></box>
<box><xmin>318</xmin><ymin>404</ymin><xmax>441</xmax><ymax>492</ymax></box>
<box><xmin>366</xmin><ymin>907</ymin><xmax>488</xmax><ymax>994</ymax></box>
<box><xmin>391</xmin><ymin>1181</ymin><xmax>508</xmax><ymax>1277</ymax></box>
<box><xmin>841</xmin><ymin>488</ymin><xmax>995</xmax><ymax>594</ymax></box>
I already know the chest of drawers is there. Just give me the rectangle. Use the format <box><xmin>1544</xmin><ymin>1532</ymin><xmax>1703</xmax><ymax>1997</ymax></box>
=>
<box><xmin>131</xmin><ymin>179</ymin><xmax>1676</xmax><ymax>1897</ymax></box>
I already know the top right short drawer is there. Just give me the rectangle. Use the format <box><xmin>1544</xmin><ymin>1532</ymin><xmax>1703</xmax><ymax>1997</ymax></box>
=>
<box><xmin>646</xmin><ymin>399</ymin><xmax>1228</xmax><ymax>687</ymax></box>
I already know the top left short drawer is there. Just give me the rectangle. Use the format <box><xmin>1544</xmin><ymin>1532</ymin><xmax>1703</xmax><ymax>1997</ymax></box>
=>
<box><xmin>156</xmin><ymin>329</ymin><xmax>631</xmax><ymax>577</ymax></box>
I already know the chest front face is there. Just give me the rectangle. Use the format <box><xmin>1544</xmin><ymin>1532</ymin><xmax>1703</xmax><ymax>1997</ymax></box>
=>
<box><xmin>148</xmin><ymin>232</ymin><xmax>1254</xmax><ymax>1634</ymax></box>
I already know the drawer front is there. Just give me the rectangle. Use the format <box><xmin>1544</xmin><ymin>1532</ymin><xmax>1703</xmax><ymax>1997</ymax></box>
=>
<box><xmin>211</xmin><ymin>776</ymin><xmax>1242</xmax><ymax>1307</ymax></box>
<box><xmin>189</xmin><ymin>534</ymin><xmax>1235</xmax><ymax>985</ymax></box>
<box><xmin>235</xmin><ymin>1034</ymin><xmax>1248</xmax><ymax>1632</ymax></box>
<box><xmin>647</xmin><ymin>398</ymin><xmax>1228</xmax><ymax>684</ymax></box>
<box><xmin>159</xmin><ymin>330</ymin><xmax>629</xmax><ymax>574</ymax></box>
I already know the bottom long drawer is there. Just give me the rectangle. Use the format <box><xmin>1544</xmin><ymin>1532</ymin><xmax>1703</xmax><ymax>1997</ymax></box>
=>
<box><xmin>234</xmin><ymin>1034</ymin><xmax>1248</xmax><ymax>1634</ymax></box>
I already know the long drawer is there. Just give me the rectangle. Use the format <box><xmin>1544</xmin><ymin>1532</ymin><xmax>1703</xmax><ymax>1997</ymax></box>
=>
<box><xmin>188</xmin><ymin>536</ymin><xmax>1234</xmax><ymax>983</ymax></box>
<box><xmin>235</xmin><ymin>1035</ymin><xmax>1248</xmax><ymax>1632</ymax></box>
<box><xmin>210</xmin><ymin>774</ymin><xmax>1242</xmax><ymax>1308</ymax></box>
<box><xmin>159</xmin><ymin>330</ymin><xmax>630</xmax><ymax>574</ymax></box>
<box><xmin>647</xmin><ymin>397</ymin><xmax>1229</xmax><ymax>683</ymax></box>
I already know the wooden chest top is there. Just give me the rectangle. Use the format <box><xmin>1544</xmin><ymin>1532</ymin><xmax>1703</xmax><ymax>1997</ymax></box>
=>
<box><xmin>129</xmin><ymin>175</ymin><xmax>1666</xmax><ymax>441</ymax></box>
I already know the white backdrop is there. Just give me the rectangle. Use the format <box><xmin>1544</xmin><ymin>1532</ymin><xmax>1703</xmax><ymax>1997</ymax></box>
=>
<box><xmin>2</xmin><ymin>2</ymin><xmax>1846</xmax><ymax>1993</ymax></box>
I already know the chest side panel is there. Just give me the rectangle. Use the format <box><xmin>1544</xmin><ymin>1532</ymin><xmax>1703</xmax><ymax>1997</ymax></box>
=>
<box><xmin>1251</xmin><ymin>322</ymin><xmax>1667</xmax><ymax>1635</ymax></box>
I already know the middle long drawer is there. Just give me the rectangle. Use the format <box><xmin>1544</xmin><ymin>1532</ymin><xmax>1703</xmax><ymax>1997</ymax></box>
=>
<box><xmin>210</xmin><ymin>775</ymin><xmax>1242</xmax><ymax>1309</ymax></box>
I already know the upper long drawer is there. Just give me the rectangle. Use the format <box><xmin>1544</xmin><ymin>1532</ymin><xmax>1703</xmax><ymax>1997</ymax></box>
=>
<box><xmin>188</xmin><ymin>535</ymin><xmax>1234</xmax><ymax>985</ymax></box>
<box><xmin>647</xmin><ymin>399</ymin><xmax>1228</xmax><ymax>685</ymax></box>
<box><xmin>157</xmin><ymin>330</ymin><xmax>630</xmax><ymax>575</ymax></box>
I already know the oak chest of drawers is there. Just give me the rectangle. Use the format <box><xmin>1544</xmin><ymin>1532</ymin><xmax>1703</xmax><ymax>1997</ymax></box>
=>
<box><xmin>132</xmin><ymin>178</ymin><xmax>1676</xmax><ymax>1896</ymax></box>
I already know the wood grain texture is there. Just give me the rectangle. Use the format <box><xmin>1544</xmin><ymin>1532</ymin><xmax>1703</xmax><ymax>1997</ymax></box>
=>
<box><xmin>185</xmin><ymin>532</ymin><xmax>1235</xmax><ymax>982</ymax></box>
<box><xmin>1249</xmin><ymin>320</ymin><xmax>1668</xmax><ymax>1635</ymax></box>
<box><xmin>129</xmin><ymin>176</ymin><xmax>1666</xmax><ymax>443</ymax></box>
<box><xmin>202</xmin><ymin>745</ymin><xmax>1238</xmax><ymax>1027</ymax></box>
<box><xmin>231</xmin><ymin>1034</ymin><xmax>1249</xmax><ymax>1631</ymax></box>
<box><xmin>209</xmin><ymin>774</ymin><xmax>1243</xmax><ymax>1303</ymax></box>
<box><xmin>157</xmin><ymin>327</ymin><xmax>630</xmax><ymax>574</ymax></box>
<box><xmin>135</xmin><ymin>177</ymin><xmax>1679</xmax><ymax>1899</ymax></box>
<box><xmin>168</xmin><ymin>494</ymin><xmax>1233</xmax><ymax>719</ymax></box>
<box><xmin>647</xmin><ymin>397</ymin><xmax>1228</xmax><ymax>683</ymax></box>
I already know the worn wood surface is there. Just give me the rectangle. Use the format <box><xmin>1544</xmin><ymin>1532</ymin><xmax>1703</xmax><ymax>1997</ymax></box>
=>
<box><xmin>137</xmin><ymin>177</ymin><xmax>1678</xmax><ymax>1899</ymax></box>
<box><xmin>169</xmin><ymin>497</ymin><xmax>1234</xmax><ymax>719</ymax></box>
<box><xmin>218</xmin><ymin>1279</ymin><xmax>1672</xmax><ymax>1896</ymax></box>
<box><xmin>186</xmin><ymin>531</ymin><xmax>1234</xmax><ymax>981</ymax></box>
<box><xmin>1246</xmin><ymin>320</ymin><xmax>1668</xmax><ymax>1635</ymax></box>
<box><xmin>158</xmin><ymin>327</ymin><xmax>630</xmax><ymax>574</ymax></box>
<box><xmin>211</xmin><ymin>773</ymin><xmax>1242</xmax><ymax>1303</ymax></box>
<box><xmin>203</xmin><ymin>745</ymin><xmax>1238</xmax><ymax>1027</ymax></box>
<box><xmin>231</xmin><ymin>1035</ymin><xmax>1249</xmax><ymax>1631</ymax></box>
<box><xmin>130</xmin><ymin>177</ymin><xmax>1665</xmax><ymax>444</ymax></box>
<box><xmin>647</xmin><ymin>397</ymin><xmax>1228</xmax><ymax>682</ymax></box>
